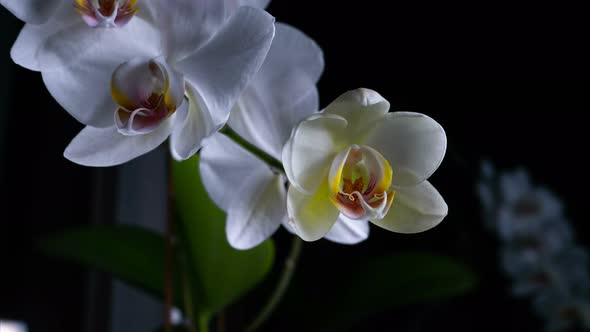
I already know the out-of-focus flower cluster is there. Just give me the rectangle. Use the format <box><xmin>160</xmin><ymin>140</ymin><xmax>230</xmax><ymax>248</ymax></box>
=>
<box><xmin>478</xmin><ymin>162</ymin><xmax>590</xmax><ymax>331</ymax></box>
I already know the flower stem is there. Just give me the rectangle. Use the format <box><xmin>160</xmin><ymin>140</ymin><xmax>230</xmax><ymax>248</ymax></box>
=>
<box><xmin>182</xmin><ymin>269</ymin><xmax>197</xmax><ymax>332</ymax></box>
<box><xmin>198</xmin><ymin>313</ymin><xmax>210</xmax><ymax>332</ymax></box>
<box><xmin>219</xmin><ymin>126</ymin><xmax>284</xmax><ymax>173</ymax></box>
<box><xmin>164</xmin><ymin>156</ymin><xmax>176</xmax><ymax>332</ymax></box>
<box><xmin>245</xmin><ymin>236</ymin><xmax>303</xmax><ymax>332</ymax></box>
<box><xmin>217</xmin><ymin>310</ymin><xmax>226</xmax><ymax>332</ymax></box>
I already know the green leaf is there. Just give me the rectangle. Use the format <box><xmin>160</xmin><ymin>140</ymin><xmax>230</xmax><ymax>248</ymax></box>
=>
<box><xmin>289</xmin><ymin>252</ymin><xmax>476</xmax><ymax>331</ymax></box>
<box><xmin>341</xmin><ymin>253</ymin><xmax>477</xmax><ymax>310</ymax></box>
<box><xmin>40</xmin><ymin>225</ymin><xmax>170</xmax><ymax>299</ymax></box>
<box><xmin>173</xmin><ymin>155</ymin><xmax>275</xmax><ymax>315</ymax></box>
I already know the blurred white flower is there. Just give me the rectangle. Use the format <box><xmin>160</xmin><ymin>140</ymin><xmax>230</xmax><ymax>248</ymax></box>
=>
<box><xmin>282</xmin><ymin>88</ymin><xmax>447</xmax><ymax>242</ymax></box>
<box><xmin>170</xmin><ymin>307</ymin><xmax>183</xmax><ymax>325</ymax></box>
<box><xmin>38</xmin><ymin>1</ymin><xmax>274</xmax><ymax>166</ymax></box>
<box><xmin>497</xmin><ymin>171</ymin><xmax>562</xmax><ymax>240</ymax></box>
<box><xmin>533</xmin><ymin>290</ymin><xmax>590</xmax><ymax>332</ymax></box>
<box><xmin>478</xmin><ymin>163</ymin><xmax>590</xmax><ymax>331</ymax></box>
<box><xmin>0</xmin><ymin>320</ymin><xmax>28</xmax><ymax>332</ymax></box>
<box><xmin>479</xmin><ymin>166</ymin><xmax>563</xmax><ymax>238</ymax></box>
<box><xmin>504</xmin><ymin>245</ymin><xmax>588</xmax><ymax>297</ymax></box>
<box><xmin>500</xmin><ymin>220</ymin><xmax>574</xmax><ymax>279</ymax></box>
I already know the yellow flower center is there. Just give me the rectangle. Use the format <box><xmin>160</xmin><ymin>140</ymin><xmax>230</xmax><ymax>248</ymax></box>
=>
<box><xmin>328</xmin><ymin>145</ymin><xmax>395</xmax><ymax>220</ymax></box>
<box><xmin>111</xmin><ymin>57</ymin><xmax>181</xmax><ymax>135</ymax></box>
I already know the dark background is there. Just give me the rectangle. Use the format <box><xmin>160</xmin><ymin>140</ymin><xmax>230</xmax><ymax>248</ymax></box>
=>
<box><xmin>1</xmin><ymin>0</ymin><xmax>588</xmax><ymax>331</ymax></box>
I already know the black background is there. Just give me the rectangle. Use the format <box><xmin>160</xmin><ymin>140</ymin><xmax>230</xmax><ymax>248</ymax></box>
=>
<box><xmin>1</xmin><ymin>0</ymin><xmax>588</xmax><ymax>331</ymax></box>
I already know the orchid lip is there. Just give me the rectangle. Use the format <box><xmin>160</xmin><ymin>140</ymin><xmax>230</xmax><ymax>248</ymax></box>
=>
<box><xmin>328</xmin><ymin>144</ymin><xmax>395</xmax><ymax>220</ymax></box>
<box><xmin>111</xmin><ymin>57</ymin><xmax>184</xmax><ymax>136</ymax></box>
<box><xmin>73</xmin><ymin>0</ymin><xmax>139</xmax><ymax>28</ymax></box>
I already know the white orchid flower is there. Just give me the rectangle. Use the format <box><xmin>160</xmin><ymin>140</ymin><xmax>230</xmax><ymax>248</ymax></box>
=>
<box><xmin>282</xmin><ymin>88</ymin><xmax>448</xmax><ymax>241</ymax></box>
<box><xmin>2</xmin><ymin>0</ymin><xmax>272</xmax><ymax>71</ymax></box>
<box><xmin>199</xmin><ymin>23</ymin><xmax>369</xmax><ymax>250</ymax></box>
<box><xmin>496</xmin><ymin>170</ymin><xmax>563</xmax><ymax>240</ymax></box>
<box><xmin>37</xmin><ymin>0</ymin><xmax>274</xmax><ymax>166</ymax></box>
<box><xmin>2</xmin><ymin>0</ymin><xmax>163</xmax><ymax>71</ymax></box>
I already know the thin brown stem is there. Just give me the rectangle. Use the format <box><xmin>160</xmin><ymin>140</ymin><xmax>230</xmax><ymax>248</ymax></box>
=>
<box><xmin>217</xmin><ymin>310</ymin><xmax>226</xmax><ymax>332</ymax></box>
<box><xmin>164</xmin><ymin>157</ymin><xmax>176</xmax><ymax>332</ymax></box>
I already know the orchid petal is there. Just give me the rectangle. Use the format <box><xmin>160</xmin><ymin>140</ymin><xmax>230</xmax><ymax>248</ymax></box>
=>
<box><xmin>287</xmin><ymin>180</ymin><xmax>339</xmax><ymax>241</ymax></box>
<box><xmin>64</xmin><ymin>108</ymin><xmax>179</xmax><ymax>167</ymax></box>
<box><xmin>371</xmin><ymin>181</ymin><xmax>447</xmax><ymax>233</ymax></box>
<box><xmin>0</xmin><ymin>0</ymin><xmax>61</xmax><ymax>24</ymax></box>
<box><xmin>177</xmin><ymin>6</ymin><xmax>275</xmax><ymax>131</ymax></box>
<box><xmin>282</xmin><ymin>113</ymin><xmax>347</xmax><ymax>194</ymax></box>
<box><xmin>39</xmin><ymin>16</ymin><xmax>159</xmax><ymax>71</ymax></box>
<box><xmin>325</xmin><ymin>215</ymin><xmax>370</xmax><ymax>244</ymax></box>
<box><xmin>157</xmin><ymin>0</ymin><xmax>227</xmax><ymax>61</ymax></box>
<box><xmin>10</xmin><ymin>5</ymin><xmax>78</xmax><ymax>71</ymax></box>
<box><xmin>170</xmin><ymin>83</ymin><xmax>218</xmax><ymax>160</ymax></box>
<box><xmin>366</xmin><ymin>112</ymin><xmax>447</xmax><ymax>187</ymax></box>
<box><xmin>240</xmin><ymin>0</ymin><xmax>270</xmax><ymax>8</ymax></box>
<box><xmin>200</xmin><ymin>131</ymin><xmax>285</xmax><ymax>250</ymax></box>
<box><xmin>226</xmin><ymin>171</ymin><xmax>286</xmax><ymax>250</ymax></box>
<box><xmin>228</xmin><ymin>22</ymin><xmax>323</xmax><ymax>159</ymax></box>
<box><xmin>199</xmin><ymin>133</ymin><xmax>273</xmax><ymax>211</ymax></box>
<box><xmin>323</xmin><ymin>88</ymin><xmax>390</xmax><ymax>143</ymax></box>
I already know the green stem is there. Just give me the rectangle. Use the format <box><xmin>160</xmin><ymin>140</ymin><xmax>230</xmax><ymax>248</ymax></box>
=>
<box><xmin>182</xmin><ymin>270</ymin><xmax>197</xmax><ymax>332</ymax></box>
<box><xmin>198</xmin><ymin>313</ymin><xmax>210</xmax><ymax>332</ymax></box>
<box><xmin>245</xmin><ymin>236</ymin><xmax>303</xmax><ymax>332</ymax></box>
<box><xmin>219</xmin><ymin>126</ymin><xmax>284</xmax><ymax>172</ymax></box>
